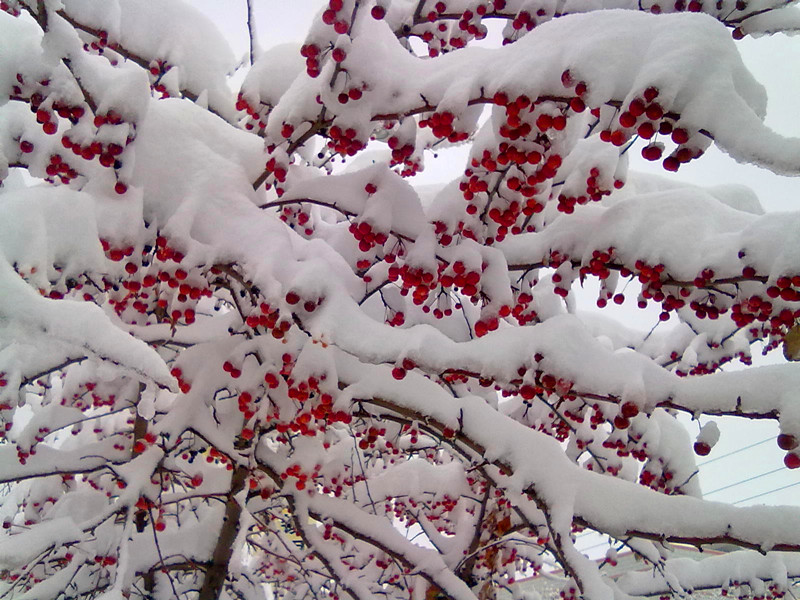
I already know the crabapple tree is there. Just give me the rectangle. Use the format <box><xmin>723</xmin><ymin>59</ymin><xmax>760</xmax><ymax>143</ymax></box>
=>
<box><xmin>2</xmin><ymin>1</ymin><xmax>800</xmax><ymax>600</ymax></box>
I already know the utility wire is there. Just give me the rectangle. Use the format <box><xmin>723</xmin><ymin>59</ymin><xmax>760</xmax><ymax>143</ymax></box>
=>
<box><xmin>696</xmin><ymin>436</ymin><xmax>777</xmax><ymax>467</ymax></box>
<box><xmin>734</xmin><ymin>481</ymin><xmax>800</xmax><ymax>505</ymax></box>
<box><xmin>704</xmin><ymin>467</ymin><xmax>785</xmax><ymax>496</ymax></box>
<box><xmin>577</xmin><ymin>539</ymin><xmax>611</xmax><ymax>554</ymax></box>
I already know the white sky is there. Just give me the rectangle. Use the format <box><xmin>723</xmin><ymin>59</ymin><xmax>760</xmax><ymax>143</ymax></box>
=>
<box><xmin>187</xmin><ymin>1</ymin><xmax>800</xmax><ymax>518</ymax></box>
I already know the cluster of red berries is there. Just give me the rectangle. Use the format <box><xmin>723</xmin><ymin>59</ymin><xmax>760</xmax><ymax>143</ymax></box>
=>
<box><xmin>235</xmin><ymin>93</ymin><xmax>268</xmax><ymax>132</ymax></box>
<box><xmin>280</xmin><ymin>463</ymin><xmax>321</xmax><ymax>491</ymax></box>
<box><xmin>300</xmin><ymin>43</ymin><xmax>322</xmax><ymax>78</ymax></box>
<box><xmin>349</xmin><ymin>217</ymin><xmax>389</xmax><ymax>253</ymax></box>
<box><xmin>132</xmin><ymin>431</ymin><xmax>158</xmax><ymax>454</ymax></box>
<box><xmin>510</xmin><ymin>291</ymin><xmax>537</xmax><ymax>325</ymax></box>
<box><xmin>279</xmin><ymin>205</ymin><xmax>314</xmax><ymax>236</ymax></box>
<box><xmin>61</xmin><ymin>135</ymin><xmax>125</xmax><ymax>169</ymax></box>
<box><xmin>102</xmin><ymin>236</ymin><xmax>210</xmax><ymax>325</ymax></box>
<box><xmin>387</xmin><ymin>135</ymin><xmax>417</xmax><ymax>174</ymax></box>
<box><xmin>327</xmin><ymin>124</ymin><xmax>365</xmax><ymax>157</ymax></box>
<box><xmin>414</xmin><ymin>1</ymin><xmax>501</xmax><ymax>56</ymax></box>
<box><xmin>419</xmin><ymin>111</ymin><xmax>468</xmax><ymax>143</ymax></box>
<box><xmin>601</xmin><ymin>87</ymin><xmax>705</xmax><ymax>172</ymax></box>
<box><xmin>12</xmin><ymin>72</ymin><xmax>134</xmax><ymax>194</ymax></box>
<box><xmin>245</xmin><ymin>302</ymin><xmax>293</xmax><ymax>339</ymax></box>
<box><xmin>321</xmin><ymin>0</ymin><xmax>352</xmax><ymax>35</ymax></box>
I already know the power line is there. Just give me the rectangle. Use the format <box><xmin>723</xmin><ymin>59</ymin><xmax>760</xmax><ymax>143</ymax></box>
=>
<box><xmin>577</xmin><ymin>539</ymin><xmax>611</xmax><ymax>554</ymax></box>
<box><xmin>733</xmin><ymin>481</ymin><xmax>800</xmax><ymax>505</ymax></box>
<box><xmin>696</xmin><ymin>436</ymin><xmax>777</xmax><ymax>467</ymax></box>
<box><xmin>704</xmin><ymin>467</ymin><xmax>785</xmax><ymax>496</ymax></box>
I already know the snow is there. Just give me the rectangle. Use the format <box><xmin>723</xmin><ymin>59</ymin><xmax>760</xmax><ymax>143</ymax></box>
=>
<box><xmin>618</xmin><ymin>550</ymin><xmax>800</xmax><ymax>596</ymax></box>
<box><xmin>496</xmin><ymin>184</ymin><xmax>798</xmax><ymax>281</ymax></box>
<box><xmin>0</xmin><ymin>516</ymin><xmax>84</xmax><ymax>569</ymax></box>
<box><xmin>61</xmin><ymin>0</ymin><xmax>236</xmax><ymax>116</ymax></box>
<box><xmin>242</xmin><ymin>43</ymin><xmax>306</xmax><ymax>108</ymax></box>
<box><xmin>0</xmin><ymin>256</ymin><xmax>174</xmax><ymax>392</ymax></box>
<box><xmin>2</xmin><ymin>2</ymin><xmax>800</xmax><ymax>600</ymax></box>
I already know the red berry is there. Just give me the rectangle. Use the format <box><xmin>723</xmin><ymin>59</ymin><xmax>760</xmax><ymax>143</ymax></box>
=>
<box><xmin>785</xmin><ymin>452</ymin><xmax>800</xmax><ymax>469</ymax></box>
<box><xmin>642</xmin><ymin>144</ymin><xmax>663</xmax><ymax>161</ymax></box>
<box><xmin>778</xmin><ymin>434</ymin><xmax>798</xmax><ymax>451</ymax></box>
<box><xmin>620</xmin><ymin>402</ymin><xmax>639</xmax><ymax>419</ymax></box>
<box><xmin>637</xmin><ymin>122</ymin><xmax>655</xmax><ymax>139</ymax></box>
<box><xmin>264</xmin><ymin>373</ymin><xmax>280</xmax><ymax>389</ymax></box>
<box><xmin>618</xmin><ymin>112</ymin><xmax>636</xmax><ymax>128</ymax></box>
<box><xmin>114</xmin><ymin>182</ymin><xmax>128</xmax><ymax>195</ymax></box>
<box><xmin>643</xmin><ymin>87</ymin><xmax>659</xmax><ymax>102</ymax></box>
<box><xmin>371</xmin><ymin>5</ymin><xmax>386</xmax><ymax>18</ymax></box>
<box><xmin>570</xmin><ymin>97</ymin><xmax>585</xmax><ymax>112</ymax></box>
<box><xmin>693</xmin><ymin>441</ymin><xmax>711</xmax><ymax>456</ymax></box>
<box><xmin>662</xmin><ymin>156</ymin><xmax>680</xmax><ymax>172</ymax></box>
<box><xmin>671</xmin><ymin>128</ymin><xmax>690</xmax><ymax>144</ymax></box>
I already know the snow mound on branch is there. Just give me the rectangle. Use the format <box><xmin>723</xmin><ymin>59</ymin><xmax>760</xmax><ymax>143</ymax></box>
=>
<box><xmin>129</xmin><ymin>98</ymin><xmax>362</xmax><ymax>301</ymax></box>
<box><xmin>0</xmin><ymin>186</ymin><xmax>105</xmax><ymax>284</ymax></box>
<box><xmin>497</xmin><ymin>184</ymin><xmax>798</xmax><ymax>280</ymax></box>
<box><xmin>740</xmin><ymin>5</ymin><xmax>800</xmax><ymax>36</ymax></box>
<box><xmin>317</xmin><ymin>284</ymin><xmax>800</xmax><ymax>424</ymax></box>
<box><xmin>0</xmin><ymin>187</ymin><xmax>173</xmax><ymax>390</ymax></box>
<box><xmin>618</xmin><ymin>549</ymin><xmax>800</xmax><ymax>595</ymax></box>
<box><xmin>0</xmin><ymin>13</ymin><xmax>44</xmax><ymax>103</ymax></box>
<box><xmin>0</xmin><ymin>259</ymin><xmax>174</xmax><ymax>390</ymax></box>
<box><xmin>0</xmin><ymin>517</ymin><xmax>84</xmax><ymax>569</ymax></box>
<box><xmin>241</xmin><ymin>43</ymin><xmax>305</xmax><ymax>107</ymax></box>
<box><xmin>333</xmin><ymin>351</ymin><xmax>800</xmax><ymax>575</ymax></box>
<box><xmin>619</xmin><ymin>172</ymin><xmax>765</xmax><ymax>215</ymax></box>
<box><xmin>281</xmin><ymin>161</ymin><xmax>428</xmax><ymax>237</ymax></box>
<box><xmin>131</xmin><ymin>98</ymin><xmax>264</xmax><ymax>227</ymax></box>
<box><xmin>272</xmin><ymin>10</ymin><xmax>800</xmax><ymax>174</ymax></box>
<box><xmin>61</xmin><ymin>0</ymin><xmax>236</xmax><ymax>114</ymax></box>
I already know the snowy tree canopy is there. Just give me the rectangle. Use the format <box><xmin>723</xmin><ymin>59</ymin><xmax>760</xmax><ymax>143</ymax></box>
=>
<box><xmin>1</xmin><ymin>1</ymin><xmax>800</xmax><ymax>600</ymax></box>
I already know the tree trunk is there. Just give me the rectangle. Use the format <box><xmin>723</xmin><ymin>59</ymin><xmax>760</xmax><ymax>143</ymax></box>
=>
<box><xmin>198</xmin><ymin>465</ymin><xmax>248</xmax><ymax>600</ymax></box>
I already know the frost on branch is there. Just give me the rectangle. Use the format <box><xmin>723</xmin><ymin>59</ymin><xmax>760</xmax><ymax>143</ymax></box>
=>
<box><xmin>1</xmin><ymin>1</ymin><xmax>800</xmax><ymax>600</ymax></box>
